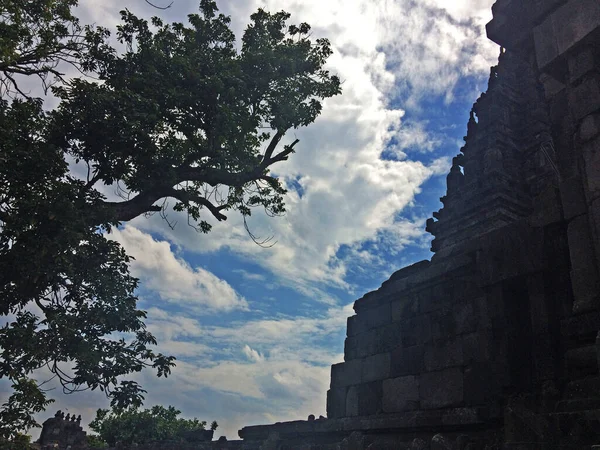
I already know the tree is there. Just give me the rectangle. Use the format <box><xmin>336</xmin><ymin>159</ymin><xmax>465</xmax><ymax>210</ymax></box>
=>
<box><xmin>0</xmin><ymin>432</ymin><xmax>33</xmax><ymax>450</ymax></box>
<box><xmin>0</xmin><ymin>0</ymin><xmax>83</xmax><ymax>97</ymax></box>
<box><xmin>88</xmin><ymin>405</ymin><xmax>217</xmax><ymax>447</ymax></box>
<box><xmin>0</xmin><ymin>0</ymin><xmax>340</xmax><ymax>439</ymax></box>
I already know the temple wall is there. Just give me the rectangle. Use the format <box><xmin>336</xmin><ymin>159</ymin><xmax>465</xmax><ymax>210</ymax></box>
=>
<box><xmin>327</xmin><ymin>214</ymin><xmax>572</xmax><ymax>422</ymax></box>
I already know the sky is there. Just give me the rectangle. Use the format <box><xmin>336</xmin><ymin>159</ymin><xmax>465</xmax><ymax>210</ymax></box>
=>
<box><xmin>2</xmin><ymin>0</ymin><xmax>500</xmax><ymax>440</ymax></box>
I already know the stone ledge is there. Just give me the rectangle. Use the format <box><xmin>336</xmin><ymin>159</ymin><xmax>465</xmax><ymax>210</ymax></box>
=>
<box><xmin>238</xmin><ymin>407</ymin><xmax>500</xmax><ymax>441</ymax></box>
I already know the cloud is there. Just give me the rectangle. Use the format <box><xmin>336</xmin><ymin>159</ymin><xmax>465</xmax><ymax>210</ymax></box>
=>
<box><xmin>110</xmin><ymin>226</ymin><xmax>249</xmax><ymax>312</ymax></box>
<box><xmin>233</xmin><ymin>269</ymin><xmax>267</xmax><ymax>282</ymax></box>
<box><xmin>114</xmin><ymin>0</ymin><xmax>498</xmax><ymax>299</ymax></box>
<box><xmin>243</xmin><ymin>345</ymin><xmax>265</xmax><ymax>363</ymax></box>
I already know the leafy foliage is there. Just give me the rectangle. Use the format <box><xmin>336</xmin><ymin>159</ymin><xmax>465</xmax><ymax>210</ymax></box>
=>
<box><xmin>86</xmin><ymin>434</ymin><xmax>109</xmax><ymax>449</ymax></box>
<box><xmin>88</xmin><ymin>405</ymin><xmax>216</xmax><ymax>447</ymax></box>
<box><xmin>0</xmin><ymin>0</ymin><xmax>83</xmax><ymax>97</ymax></box>
<box><xmin>0</xmin><ymin>0</ymin><xmax>340</xmax><ymax>439</ymax></box>
<box><xmin>0</xmin><ymin>432</ymin><xmax>33</xmax><ymax>450</ymax></box>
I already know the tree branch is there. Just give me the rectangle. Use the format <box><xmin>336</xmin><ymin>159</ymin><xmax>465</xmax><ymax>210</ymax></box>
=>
<box><xmin>145</xmin><ymin>0</ymin><xmax>174</xmax><ymax>9</ymax></box>
<box><xmin>269</xmin><ymin>139</ymin><xmax>299</xmax><ymax>164</ymax></box>
<box><xmin>166</xmin><ymin>188</ymin><xmax>228</xmax><ymax>221</ymax></box>
<box><xmin>262</xmin><ymin>130</ymin><xmax>284</xmax><ymax>162</ymax></box>
<box><xmin>102</xmin><ymin>138</ymin><xmax>299</xmax><ymax>223</ymax></box>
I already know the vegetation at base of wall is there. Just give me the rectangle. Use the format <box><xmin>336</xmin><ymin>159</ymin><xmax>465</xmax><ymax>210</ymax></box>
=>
<box><xmin>0</xmin><ymin>433</ymin><xmax>33</xmax><ymax>450</ymax></box>
<box><xmin>88</xmin><ymin>405</ymin><xmax>217</xmax><ymax>447</ymax></box>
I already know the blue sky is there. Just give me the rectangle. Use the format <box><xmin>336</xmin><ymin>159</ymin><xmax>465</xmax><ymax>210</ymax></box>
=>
<box><xmin>2</xmin><ymin>0</ymin><xmax>500</xmax><ymax>440</ymax></box>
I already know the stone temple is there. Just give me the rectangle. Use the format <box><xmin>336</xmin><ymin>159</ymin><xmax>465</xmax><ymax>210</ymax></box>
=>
<box><xmin>37</xmin><ymin>0</ymin><xmax>600</xmax><ymax>448</ymax></box>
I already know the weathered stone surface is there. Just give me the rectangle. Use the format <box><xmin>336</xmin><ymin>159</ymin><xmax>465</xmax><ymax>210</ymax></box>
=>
<box><xmin>464</xmin><ymin>362</ymin><xmax>497</xmax><ymax>406</ymax></box>
<box><xmin>327</xmin><ymin>387</ymin><xmax>347</xmax><ymax>419</ymax></box>
<box><xmin>346</xmin><ymin>323</ymin><xmax>402</xmax><ymax>359</ymax></box>
<box><xmin>424</xmin><ymin>339</ymin><xmax>464</xmax><ymax>371</ymax></box>
<box><xmin>391</xmin><ymin>344</ymin><xmax>424</xmax><ymax>377</ymax></box>
<box><xmin>569</xmin><ymin>75</ymin><xmax>600</xmax><ymax>122</ymax></box>
<box><xmin>568</xmin><ymin>46</ymin><xmax>596</xmax><ymax>84</ymax></box>
<box><xmin>347</xmin><ymin>315</ymin><xmax>367</xmax><ymax>337</ymax></box>
<box><xmin>391</xmin><ymin>297</ymin><xmax>418</xmax><ymax>321</ymax></box>
<box><xmin>533</xmin><ymin>0</ymin><xmax>600</xmax><ymax>70</ymax></box>
<box><xmin>560</xmin><ymin>177</ymin><xmax>587</xmax><ymax>221</ymax></box>
<box><xmin>361</xmin><ymin>353</ymin><xmax>390</xmax><ymax>383</ymax></box>
<box><xmin>583</xmin><ymin>136</ymin><xmax>600</xmax><ymax>198</ymax></box>
<box><xmin>331</xmin><ymin>360</ymin><xmax>362</xmax><ymax>388</ymax></box>
<box><xmin>580</xmin><ymin>112</ymin><xmax>600</xmax><ymax>142</ymax></box>
<box><xmin>339</xmin><ymin>431</ymin><xmax>364</xmax><ymax>450</ymax></box>
<box><xmin>462</xmin><ymin>330</ymin><xmax>491</xmax><ymax>363</ymax></box>
<box><xmin>409</xmin><ymin>438</ymin><xmax>427</xmax><ymax>450</ymax></box>
<box><xmin>382</xmin><ymin>376</ymin><xmax>419</xmax><ymax>413</ymax></box>
<box><xmin>420</xmin><ymin>368</ymin><xmax>464</xmax><ymax>409</ymax></box>
<box><xmin>362</xmin><ymin>303</ymin><xmax>391</xmax><ymax>331</ymax></box>
<box><xmin>597</xmin><ymin>331</ymin><xmax>600</xmax><ymax>372</ymax></box>
<box><xmin>568</xmin><ymin>215</ymin><xmax>600</xmax><ymax>312</ymax></box>
<box><xmin>358</xmin><ymin>381</ymin><xmax>382</xmax><ymax>416</ymax></box>
<box><xmin>454</xmin><ymin>301</ymin><xmax>478</xmax><ymax>334</ymax></box>
<box><xmin>401</xmin><ymin>315</ymin><xmax>432</xmax><ymax>347</ymax></box>
<box><xmin>430</xmin><ymin>434</ymin><xmax>453</xmax><ymax>450</ymax></box>
<box><xmin>345</xmin><ymin>386</ymin><xmax>359</xmax><ymax>417</ymax></box>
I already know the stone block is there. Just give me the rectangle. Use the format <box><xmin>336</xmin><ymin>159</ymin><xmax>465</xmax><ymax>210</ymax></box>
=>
<box><xmin>528</xmin><ymin>186</ymin><xmax>563</xmax><ymax>227</ymax></box>
<box><xmin>463</xmin><ymin>362</ymin><xmax>497</xmax><ymax>406</ymax></box>
<box><xmin>540</xmin><ymin>72</ymin><xmax>565</xmax><ymax>97</ymax></box>
<box><xmin>391</xmin><ymin>297</ymin><xmax>418</xmax><ymax>321</ymax></box>
<box><xmin>534</xmin><ymin>0</ymin><xmax>600</xmax><ymax>71</ymax></box>
<box><xmin>424</xmin><ymin>338</ymin><xmax>464</xmax><ymax>371</ymax></box>
<box><xmin>401</xmin><ymin>314</ymin><xmax>432</xmax><ymax>347</ymax></box>
<box><xmin>591</xmin><ymin>197</ymin><xmax>600</xmax><ymax>270</ymax></box>
<box><xmin>347</xmin><ymin>328</ymin><xmax>378</xmax><ymax>359</ymax></box>
<box><xmin>382</xmin><ymin>376</ymin><xmax>419</xmax><ymax>413</ymax></box>
<box><xmin>569</xmin><ymin>75</ymin><xmax>600</xmax><ymax>122</ymax></box>
<box><xmin>568</xmin><ymin>47</ymin><xmax>596</xmax><ymax>84</ymax></box>
<box><xmin>346</xmin><ymin>386</ymin><xmax>359</xmax><ymax>417</ymax></box>
<box><xmin>485</xmin><ymin>286</ymin><xmax>505</xmax><ymax>319</ymax></box>
<box><xmin>361</xmin><ymin>353</ymin><xmax>391</xmax><ymax>383</ymax></box>
<box><xmin>462</xmin><ymin>331</ymin><xmax>492</xmax><ymax>364</ymax></box>
<box><xmin>454</xmin><ymin>301</ymin><xmax>478</xmax><ymax>335</ymax></box>
<box><xmin>567</xmin><ymin>215</ymin><xmax>600</xmax><ymax>313</ymax></box>
<box><xmin>377</xmin><ymin>322</ymin><xmax>403</xmax><ymax>354</ymax></box>
<box><xmin>327</xmin><ymin>387</ymin><xmax>347</xmax><ymax>418</ymax></box>
<box><xmin>473</xmin><ymin>297</ymin><xmax>492</xmax><ymax>329</ymax></box>
<box><xmin>362</xmin><ymin>303</ymin><xmax>391</xmax><ymax>330</ymax></box>
<box><xmin>331</xmin><ymin>360</ymin><xmax>362</xmax><ymax>388</ymax></box>
<box><xmin>347</xmin><ymin>315</ymin><xmax>366</xmax><ymax>337</ymax></box>
<box><xmin>344</xmin><ymin>336</ymin><xmax>359</xmax><ymax>361</ymax></box>
<box><xmin>583</xmin><ymin>135</ymin><xmax>600</xmax><ymax>198</ymax></box>
<box><xmin>358</xmin><ymin>381</ymin><xmax>382</xmax><ymax>416</ymax></box>
<box><xmin>560</xmin><ymin>176</ymin><xmax>587</xmax><ymax>221</ymax></box>
<box><xmin>418</xmin><ymin>285</ymin><xmax>452</xmax><ymax>314</ymax></box>
<box><xmin>597</xmin><ymin>332</ymin><xmax>600</xmax><ymax>372</ymax></box>
<box><xmin>579</xmin><ymin>112</ymin><xmax>600</xmax><ymax>142</ymax></box>
<box><xmin>419</xmin><ymin>368</ymin><xmax>464</xmax><ymax>409</ymax></box>
<box><xmin>430</xmin><ymin>307</ymin><xmax>457</xmax><ymax>341</ymax></box>
<box><xmin>391</xmin><ymin>345</ymin><xmax>424</xmax><ymax>377</ymax></box>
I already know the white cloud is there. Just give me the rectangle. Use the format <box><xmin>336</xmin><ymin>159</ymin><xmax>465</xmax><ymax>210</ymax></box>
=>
<box><xmin>112</xmin><ymin>0</ymin><xmax>498</xmax><ymax>298</ymax></box>
<box><xmin>243</xmin><ymin>345</ymin><xmax>265</xmax><ymax>363</ymax></box>
<box><xmin>110</xmin><ymin>226</ymin><xmax>249</xmax><ymax>312</ymax></box>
